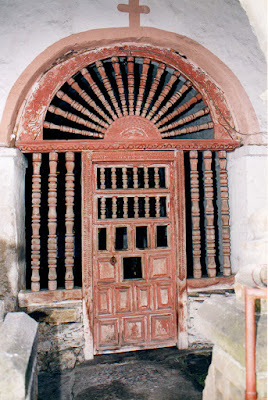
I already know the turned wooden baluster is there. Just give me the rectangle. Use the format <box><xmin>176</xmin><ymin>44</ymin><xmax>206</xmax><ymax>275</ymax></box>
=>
<box><xmin>100</xmin><ymin>167</ymin><xmax>105</xmax><ymax>190</ymax></box>
<box><xmin>133</xmin><ymin>167</ymin><xmax>138</xmax><ymax>189</ymax></box>
<box><xmin>111</xmin><ymin>57</ymin><xmax>128</xmax><ymax>116</ymax></box>
<box><xmin>65</xmin><ymin>152</ymin><xmax>75</xmax><ymax>290</ymax></box>
<box><xmin>127</xmin><ymin>57</ymin><xmax>135</xmax><ymax>115</ymax></box>
<box><xmin>203</xmin><ymin>151</ymin><xmax>217</xmax><ymax>277</ymax></box>
<box><xmin>154</xmin><ymin>167</ymin><xmax>160</xmax><ymax>188</ymax></box>
<box><xmin>144</xmin><ymin>167</ymin><xmax>149</xmax><ymax>189</ymax></box>
<box><xmin>111</xmin><ymin>167</ymin><xmax>117</xmax><ymax>189</ymax></box>
<box><xmin>100</xmin><ymin>197</ymin><xmax>106</xmax><ymax>220</ymax></box>
<box><xmin>135</xmin><ymin>58</ymin><xmax>150</xmax><ymax>115</ymax></box>
<box><xmin>145</xmin><ymin>196</ymin><xmax>150</xmax><ymax>218</ymax></box>
<box><xmin>156</xmin><ymin>196</ymin><xmax>160</xmax><ymax>218</ymax></box>
<box><xmin>112</xmin><ymin>196</ymin><xmax>117</xmax><ymax>219</ymax></box>
<box><xmin>122</xmin><ymin>167</ymin><xmax>128</xmax><ymax>189</ymax></box>
<box><xmin>31</xmin><ymin>153</ymin><xmax>42</xmax><ymax>292</ymax></box>
<box><xmin>95</xmin><ymin>60</ymin><xmax>122</xmax><ymax>118</ymax></box>
<box><xmin>190</xmin><ymin>151</ymin><xmax>202</xmax><ymax>278</ymax></box>
<box><xmin>48</xmin><ymin>152</ymin><xmax>58</xmax><ymax>290</ymax></box>
<box><xmin>123</xmin><ymin>197</ymin><xmax>128</xmax><ymax>219</ymax></box>
<box><xmin>218</xmin><ymin>151</ymin><xmax>231</xmax><ymax>276</ymax></box>
<box><xmin>142</xmin><ymin>63</ymin><xmax>165</xmax><ymax>117</ymax></box>
<box><xmin>134</xmin><ymin>196</ymin><xmax>139</xmax><ymax>218</ymax></box>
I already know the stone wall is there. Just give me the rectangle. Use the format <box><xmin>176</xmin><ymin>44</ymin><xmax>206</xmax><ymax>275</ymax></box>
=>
<box><xmin>187</xmin><ymin>292</ymin><xmax>235</xmax><ymax>349</ymax></box>
<box><xmin>20</xmin><ymin>300</ymin><xmax>85</xmax><ymax>372</ymax></box>
<box><xmin>0</xmin><ymin>312</ymin><xmax>38</xmax><ymax>400</ymax></box>
<box><xmin>197</xmin><ymin>295</ymin><xmax>267</xmax><ymax>400</ymax></box>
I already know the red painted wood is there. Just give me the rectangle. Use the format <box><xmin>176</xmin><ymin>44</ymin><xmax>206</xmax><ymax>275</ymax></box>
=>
<box><xmin>89</xmin><ymin>154</ymin><xmax>178</xmax><ymax>353</ymax></box>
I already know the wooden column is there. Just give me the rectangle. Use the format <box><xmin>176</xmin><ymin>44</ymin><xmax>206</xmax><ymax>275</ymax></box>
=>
<box><xmin>31</xmin><ymin>153</ymin><xmax>42</xmax><ymax>292</ymax></box>
<box><xmin>203</xmin><ymin>151</ymin><xmax>217</xmax><ymax>277</ymax></box>
<box><xmin>65</xmin><ymin>152</ymin><xmax>75</xmax><ymax>289</ymax></box>
<box><xmin>48</xmin><ymin>152</ymin><xmax>58</xmax><ymax>290</ymax></box>
<box><xmin>189</xmin><ymin>151</ymin><xmax>202</xmax><ymax>278</ymax></box>
<box><xmin>218</xmin><ymin>151</ymin><xmax>231</xmax><ymax>276</ymax></box>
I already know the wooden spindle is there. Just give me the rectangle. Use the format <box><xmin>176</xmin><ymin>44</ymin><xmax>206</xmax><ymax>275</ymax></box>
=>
<box><xmin>122</xmin><ymin>167</ymin><xmax>128</xmax><ymax>189</ymax></box>
<box><xmin>155</xmin><ymin>94</ymin><xmax>202</xmax><ymax>127</ymax></box>
<box><xmin>141</xmin><ymin>63</ymin><xmax>165</xmax><ymax>117</ymax></box>
<box><xmin>133</xmin><ymin>167</ymin><xmax>138</xmax><ymax>189</ymax></box>
<box><xmin>111</xmin><ymin>57</ymin><xmax>128</xmax><ymax>116</ymax></box>
<box><xmin>31</xmin><ymin>153</ymin><xmax>42</xmax><ymax>292</ymax></box>
<box><xmin>56</xmin><ymin>90</ymin><xmax>109</xmax><ymax>128</ymax></box>
<box><xmin>123</xmin><ymin>197</ymin><xmax>128</xmax><ymax>218</ymax></box>
<box><xmin>67</xmin><ymin>76</ymin><xmax>113</xmax><ymax>124</ymax></box>
<box><xmin>112</xmin><ymin>196</ymin><xmax>117</xmax><ymax>219</ymax></box>
<box><xmin>95</xmin><ymin>60</ymin><xmax>122</xmax><ymax>118</ymax></box>
<box><xmin>127</xmin><ymin>57</ymin><xmax>135</xmax><ymax>115</ymax></box>
<box><xmin>147</xmin><ymin>70</ymin><xmax>180</xmax><ymax>120</ymax></box>
<box><xmin>48</xmin><ymin>105</ymin><xmax>106</xmax><ymax>134</ymax></box>
<box><xmin>218</xmin><ymin>151</ymin><xmax>231</xmax><ymax>276</ymax></box>
<box><xmin>111</xmin><ymin>167</ymin><xmax>117</xmax><ymax>189</ymax></box>
<box><xmin>145</xmin><ymin>196</ymin><xmax>150</xmax><ymax>218</ymax></box>
<box><xmin>100</xmin><ymin>197</ymin><xmax>106</xmax><ymax>220</ymax></box>
<box><xmin>135</xmin><ymin>58</ymin><xmax>150</xmax><ymax>115</ymax></box>
<box><xmin>156</xmin><ymin>196</ymin><xmax>160</xmax><ymax>218</ymax></box>
<box><xmin>80</xmin><ymin>70</ymin><xmax>117</xmax><ymax>121</ymax></box>
<box><xmin>161</xmin><ymin>122</ymin><xmax>214</xmax><ymax>138</ymax></box>
<box><xmin>65</xmin><ymin>152</ymin><xmax>75</xmax><ymax>290</ymax></box>
<box><xmin>190</xmin><ymin>151</ymin><xmax>202</xmax><ymax>278</ymax></box>
<box><xmin>154</xmin><ymin>167</ymin><xmax>160</xmax><ymax>188</ymax></box>
<box><xmin>203</xmin><ymin>151</ymin><xmax>217</xmax><ymax>277</ymax></box>
<box><xmin>100</xmin><ymin>167</ymin><xmax>105</xmax><ymax>190</ymax></box>
<box><xmin>48</xmin><ymin>152</ymin><xmax>58</xmax><ymax>291</ymax></box>
<box><xmin>144</xmin><ymin>167</ymin><xmax>149</xmax><ymax>189</ymax></box>
<box><xmin>153</xmin><ymin>81</ymin><xmax>192</xmax><ymax>122</ymax></box>
<box><xmin>134</xmin><ymin>196</ymin><xmax>139</xmax><ymax>218</ymax></box>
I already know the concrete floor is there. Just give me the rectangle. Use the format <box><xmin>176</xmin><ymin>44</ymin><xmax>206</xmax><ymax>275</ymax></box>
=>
<box><xmin>38</xmin><ymin>347</ymin><xmax>212</xmax><ymax>400</ymax></box>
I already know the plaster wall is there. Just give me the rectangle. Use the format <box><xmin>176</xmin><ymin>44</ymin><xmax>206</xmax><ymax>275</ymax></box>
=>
<box><xmin>227</xmin><ymin>146</ymin><xmax>268</xmax><ymax>272</ymax></box>
<box><xmin>0</xmin><ymin>148</ymin><xmax>27</xmax><ymax>313</ymax></box>
<box><xmin>0</xmin><ymin>0</ymin><xmax>266</xmax><ymax>133</ymax></box>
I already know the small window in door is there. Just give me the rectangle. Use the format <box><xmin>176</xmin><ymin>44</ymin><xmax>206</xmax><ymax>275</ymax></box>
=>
<box><xmin>156</xmin><ymin>226</ymin><xmax>168</xmax><ymax>247</ymax></box>
<box><xmin>115</xmin><ymin>227</ymin><xmax>128</xmax><ymax>250</ymax></box>
<box><xmin>136</xmin><ymin>226</ymin><xmax>148</xmax><ymax>249</ymax></box>
<box><xmin>98</xmin><ymin>228</ymin><xmax>107</xmax><ymax>250</ymax></box>
<box><xmin>123</xmin><ymin>257</ymin><xmax>142</xmax><ymax>279</ymax></box>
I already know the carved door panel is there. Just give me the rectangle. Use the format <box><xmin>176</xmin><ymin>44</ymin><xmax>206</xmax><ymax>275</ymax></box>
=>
<box><xmin>91</xmin><ymin>152</ymin><xmax>177</xmax><ymax>353</ymax></box>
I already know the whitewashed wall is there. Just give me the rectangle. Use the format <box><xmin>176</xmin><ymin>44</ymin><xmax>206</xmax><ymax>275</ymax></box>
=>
<box><xmin>0</xmin><ymin>0</ymin><xmax>266</xmax><ymax>130</ymax></box>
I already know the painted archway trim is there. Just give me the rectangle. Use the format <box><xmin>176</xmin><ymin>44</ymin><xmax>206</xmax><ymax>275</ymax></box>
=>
<box><xmin>0</xmin><ymin>26</ymin><xmax>259</xmax><ymax>146</ymax></box>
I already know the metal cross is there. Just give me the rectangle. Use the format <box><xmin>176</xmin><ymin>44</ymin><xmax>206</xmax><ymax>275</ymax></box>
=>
<box><xmin>117</xmin><ymin>0</ymin><xmax>150</xmax><ymax>29</ymax></box>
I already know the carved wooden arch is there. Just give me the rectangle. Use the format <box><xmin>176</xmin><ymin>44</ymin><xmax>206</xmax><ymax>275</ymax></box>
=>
<box><xmin>0</xmin><ymin>27</ymin><xmax>259</xmax><ymax>147</ymax></box>
<box><xmin>14</xmin><ymin>44</ymin><xmax>241</xmax><ymax>151</ymax></box>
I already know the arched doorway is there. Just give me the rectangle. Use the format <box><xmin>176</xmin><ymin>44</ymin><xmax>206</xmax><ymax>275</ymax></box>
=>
<box><xmin>15</xmin><ymin>43</ymin><xmax>240</xmax><ymax>356</ymax></box>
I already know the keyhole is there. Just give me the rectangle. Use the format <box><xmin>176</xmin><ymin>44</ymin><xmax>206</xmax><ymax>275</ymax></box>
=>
<box><xmin>110</xmin><ymin>256</ymin><xmax>116</xmax><ymax>265</ymax></box>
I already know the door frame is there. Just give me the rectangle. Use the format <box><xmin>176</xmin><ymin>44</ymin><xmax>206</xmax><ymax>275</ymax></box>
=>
<box><xmin>81</xmin><ymin>149</ymin><xmax>187</xmax><ymax>356</ymax></box>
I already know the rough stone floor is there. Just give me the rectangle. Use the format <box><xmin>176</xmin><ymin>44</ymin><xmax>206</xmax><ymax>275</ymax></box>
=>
<box><xmin>38</xmin><ymin>347</ymin><xmax>212</xmax><ymax>400</ymax></box>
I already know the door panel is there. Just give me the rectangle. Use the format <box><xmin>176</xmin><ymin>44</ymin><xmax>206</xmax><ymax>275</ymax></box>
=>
<box><xmin>92</xmin><ymin>155</ymin><xmax>178</xmax><ymax>353</ymax></box>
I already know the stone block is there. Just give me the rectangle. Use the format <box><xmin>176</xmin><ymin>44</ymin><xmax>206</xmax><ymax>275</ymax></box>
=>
<box><xmin>0</xmin><ymin>312</ymin><xmax>38</xmax><ymax>400</ymax></box>
<box><xmin>196</xmin><ymin>295</ymin><xmax>267</xmax><ymax>372</ymax></box>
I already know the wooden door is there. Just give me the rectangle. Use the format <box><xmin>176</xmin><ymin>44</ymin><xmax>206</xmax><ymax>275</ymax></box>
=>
<box><xmin>90</xmin><ymin>151</ymin><xmax>178</xmax><ymax>354</ymax></box>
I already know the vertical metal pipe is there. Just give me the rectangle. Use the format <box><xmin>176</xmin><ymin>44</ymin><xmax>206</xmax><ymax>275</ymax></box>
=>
<box><xmin>245</xmin><ymin>288</ymin><xmax>257</xmax><ymax>400</ymax></box>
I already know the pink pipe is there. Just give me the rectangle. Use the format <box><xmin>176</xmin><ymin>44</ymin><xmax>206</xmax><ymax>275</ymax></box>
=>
<box><xmin>245</xmin><ymin>287</ymin><xmax>267</xmax><ymax>400</ymax></box>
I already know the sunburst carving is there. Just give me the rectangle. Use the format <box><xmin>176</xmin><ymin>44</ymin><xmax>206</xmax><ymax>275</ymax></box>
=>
<box><xmin>44</xmin><ymin>56</ymin><xmax>213</xmax><ymax>140</ymax></box>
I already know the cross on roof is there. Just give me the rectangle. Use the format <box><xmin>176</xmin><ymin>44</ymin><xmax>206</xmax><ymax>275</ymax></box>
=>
<box><xmin>117</xmin><ymin>0</ymin><xmax>150</xmax><ymax>30</ymax></box>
